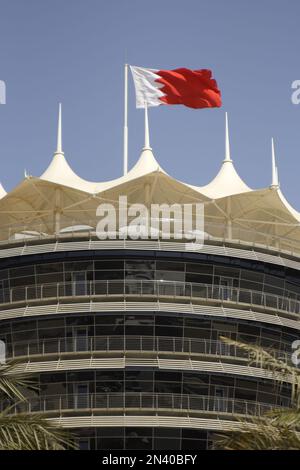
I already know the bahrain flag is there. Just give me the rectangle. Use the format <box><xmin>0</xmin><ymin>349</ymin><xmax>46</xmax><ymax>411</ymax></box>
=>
<box><xmin>130</xmin><ymin>65</ymin><xmax>222</xmax><ymax>109</ymax></box>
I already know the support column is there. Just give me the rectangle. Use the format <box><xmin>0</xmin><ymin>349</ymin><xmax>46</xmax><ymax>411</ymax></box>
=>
<box><xmin>226</xmin><ymin>197</ymin><xmax>232</xmax><ymax>240</ymax></box>
<box><xmin>54</xmin><ymin>188</ymin><xmax>61</xmax><ymax>236</ymax></box>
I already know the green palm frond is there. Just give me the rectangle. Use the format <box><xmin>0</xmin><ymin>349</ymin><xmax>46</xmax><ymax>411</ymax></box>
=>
<box><xmin>214</xmin><ymin>412</ymin><xmax>300</xmax><ymax>450</ymax></box>
<box><xmin>0</xmin><ymin>362</ymin><xmax>37</xmax><ymax>401</ymax></box>
<box><xmin>213</xmin><ymin>337</ymin><xmax>300</xmax><ymax>450</ymax></box>
<box><xmin>265</xmin><ymin>406</ymin><xmax>300</xmax><ymax>428</ymax></box>
<box><xmin>0</xmin><ymin>361</ymin><xmax>76</xmax><ymax>450</ymax></box>
<box><xmin>0</xmin><ymin>410</ymin><xmax>76</xmax><ymax>450</ymax></box>
<box><xmin>219</xmin><ymin>336</ymin><xmax>300</xmax><ymax>405</ymax></box>
<box><xmin>214</xmin><ymin>425</ymin><xmax>300</xmax><ymax>450</ymax></box>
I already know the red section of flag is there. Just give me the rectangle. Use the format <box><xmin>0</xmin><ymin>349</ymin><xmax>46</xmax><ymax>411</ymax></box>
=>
<box><xmin>155</xmin><ymin>68</ymin><xmax>222</xmax><ymax>109</ymax></box>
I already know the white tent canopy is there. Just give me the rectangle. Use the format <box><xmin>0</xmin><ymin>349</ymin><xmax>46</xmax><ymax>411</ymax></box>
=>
<box><xmin>0</xmin><ymin>106</ymin><xmax>299</xmax><ymax>255</ymax></box>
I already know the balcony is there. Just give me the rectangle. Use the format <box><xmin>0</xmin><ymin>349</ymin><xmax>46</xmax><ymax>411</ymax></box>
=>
<box><xmin>2</xmin><ymin>222</ymin><xmax>300</xmax><ymax>259</ymax></box>
<box><xmin>4</xmin><ymin>393</ymin><xmax>276</xmax><ymax>418</ymax></box>
<box><xmin>0</xmin><ymin>279</ymin><xmax>300</xmax><ymax>315</ymax></box>
<box><xmin>5</xmin><ymin>335</ymin><xmax>291</xmax><ymax>363</ymax></box>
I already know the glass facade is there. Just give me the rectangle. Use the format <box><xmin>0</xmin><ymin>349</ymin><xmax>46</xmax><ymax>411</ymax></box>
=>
<box><xmin>73</xmin><ymin>428</ymin><xmax>213</xmax><ymax>450</ymax></box>
<box><xmin>1</xmin><ymin>257</ymin><xmax>300</xmax><ymax>300</ymax></box>
<box><xmin>0</xmin><ymin>313</ymin><xmax>297</xmax><ymax>358</ymax></box>
<box><xmin>0</xmin><ymin>249</ymin><xmax>298</xmax><ymax>449</ymax></box>
<box><xmin>31</xmin><ymin>370</ymin><xmax>289</xmax><ymax>404</ymax></box>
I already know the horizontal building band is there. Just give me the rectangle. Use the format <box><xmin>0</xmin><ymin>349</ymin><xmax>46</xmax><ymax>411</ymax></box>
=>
<box><xmin>48</xmin><ymin>414</ymin><xmax>255</xmax><ymax>432</ymax></box>
<box><xmin>0</xmin><ymin>279</ymin><xmax>299</xmax><ymax>317</ymax></box>
<box><xmin>8</xmin><ymin>392</ymin><xmax>274</xmax><ymax>418</ymax></box>
<box><xmin>5</xmin><ymin>335</ymin><xmax>291</xmax><ymax>363</ymax></box>
<box><xmin>0</xmin><ymin>238</ymin><xmax>300</xmax><ymax>270</ymax></box>
<box><xmin>3</xmin><ymin>257</ymin><xmax>300</xmax><ymax>301</ymax></box>
<box><xmin>8</xmin><ymin>356</ymin><xmax>279</xmax><ymax>382</ymax></box>
<box><xmin>2</xmin><ymin>308</ymin><xmax>296</xmax><ymax>359</ymax></box>
<box><xmin>18</xmin><ymin>369</ymin><xmax>291</xmax><ymax>408</ymax></box>
<box><xmin>0</xmin><ymin>301</ymin><xmax>298</xmax><ymax>331</ymax></box>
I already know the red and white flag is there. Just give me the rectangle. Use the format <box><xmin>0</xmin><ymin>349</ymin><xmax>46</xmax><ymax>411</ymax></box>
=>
<box><xmin>130</xmin><ymin>65</ymin><xmax>222</xmax><ymax>109</ymax></box>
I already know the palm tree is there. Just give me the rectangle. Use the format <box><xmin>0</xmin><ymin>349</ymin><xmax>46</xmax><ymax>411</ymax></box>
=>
<box><xmin>0</xmin><ymin>361</ymin><xmax>75</xmax><ymax>450</ymax></box>
<box><xmin>214</xmin><ymin>337</ymin><xmax>300</xmax><ymax>450</ymax></box>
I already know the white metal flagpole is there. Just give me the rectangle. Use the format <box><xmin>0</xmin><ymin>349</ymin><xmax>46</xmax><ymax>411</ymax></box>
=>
<box><xmin>123</xmin><ymin>63</ymin><xmax>128</xmax><ymax>175</ymax></box>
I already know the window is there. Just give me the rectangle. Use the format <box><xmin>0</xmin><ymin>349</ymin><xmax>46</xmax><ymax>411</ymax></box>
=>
<box><xmin>185</xmin><ymin>273</ymin><xmax>212</xmax><ymax>284</ymax></box>
<box><xmin>219</xmin><ymin>276</ymin><xmax>233</xmax><ymax>301</ymax></box>
<box><xmin>125</xmin><ymin>260</ymin><xmax>155</xmax><ymax>271</ymax></box>
<box><xmin>186</xmin><ymin>263</ymin><xmax>213</xmax><ymax>274</ymax></box>
<box><xmin>73</xmin><ymin>326</ymin><xmax>89</xmax><ymax>351</ymax></box>
<box><xmin>72</xmin><ymin>383</ymin><xmax>89</xmax><ymax>408</ymax></box>
<box><xmin>156</xmin><ymin>261</ymin><xmax>184</xmax><ymax>272</ymax></box>
<box><xmin>78</xmin><ymin>438</ymin><xmax>90</xmax><ymax>450</ymax></box>
<box><xmin>9</xmin><ymin>265</ymin><xmax>35</xmax><ymax>278</ymax></box>
<box><xmin>65</xmin><ymin>261</ymin><xmax>93</xmax><ymax>272</ymax></box>
<box><xmin>0</xmin><ymin>280</ymin><xmax>4</xmax><ymax>304</ymax></box>
<box><xmin>214</xmin><ymin>386</ymin><xmax>227</xmax><ymax>412</ymax></box>
<box><xmin>155</xmin><ymin>270</ymin><xmax>184</xmax><ymax>282</ymax></box>
<box><xmin>95</xmin><ymin>260</ymin><xmax>123</xmax><ymax>270</ymax></box>
<box><xmin>279</xmin><ymin>396</ymin><xmax>290</xmax><ymax>407</ymax></box>
<box><xmin>125</xmin><ymin>260</ymin><xmax>155</xmax><ymax>283</ymax></box>
<box><xmin>71</xmin><ymin>272</ymin><xmax>87</xmax><ymax>296</ymax></box>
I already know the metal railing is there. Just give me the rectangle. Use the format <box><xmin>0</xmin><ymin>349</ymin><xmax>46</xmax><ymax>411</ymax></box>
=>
<box><xmin>3</xmin><ymin>393</ymin><xmax>276</xmax><ymax>417</ymax></box>
<box><xmin>5</xmin><ymin>335</ymin><xmax>292</xmax><ymax>363</ymax></box>
<box><xmin>2</xmin><ymin>221</ymin><xmax>300</xmax><ymax>257</ymax></box>
<box><xmin>1</xmin><ymin>279</ymin><xmax>300</xmax><ymax>315</ymax></box>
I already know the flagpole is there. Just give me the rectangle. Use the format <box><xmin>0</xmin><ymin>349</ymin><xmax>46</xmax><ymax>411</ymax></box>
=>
<box><xmin>123</xmin><ymin>63</ymin><xmax>128</xmax><ymax>175</ymax></box>
<box><xmin>144</xmin><ymin>101</ymin><xmax>150</xmax><ymax>149</ymax></box>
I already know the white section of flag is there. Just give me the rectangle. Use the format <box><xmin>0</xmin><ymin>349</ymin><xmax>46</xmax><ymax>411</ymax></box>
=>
<box><xmin>130</xmin><ymin>66</ymin><xmax>165</xmax><ymax>108</ymax></box>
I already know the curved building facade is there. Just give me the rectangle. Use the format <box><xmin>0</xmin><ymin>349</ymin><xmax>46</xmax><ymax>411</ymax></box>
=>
<box><xmin>0</xmin><ymin>108</ymin><xmax>299</xmax><ymax>449</ymax></box>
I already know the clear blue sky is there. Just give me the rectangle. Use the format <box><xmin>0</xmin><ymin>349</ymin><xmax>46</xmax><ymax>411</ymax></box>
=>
<box><xmin>0</xmin><ymin>0</ymin><xmax>300</xmax><ymax>207</ymax></box>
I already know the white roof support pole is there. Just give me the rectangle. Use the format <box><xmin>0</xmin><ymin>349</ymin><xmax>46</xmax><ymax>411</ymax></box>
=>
<box><xmin>144</xmin><ymin>182</ymin><xmax>151</xmax><ymax>206</ymax></box>
<box><xmin>123</xmin><ymin>64</ymin><xmax>129</xmax><ymax>175</ymax></box>
<box><xmin>54</xmin><ymin>187</ymin><xmax>61</xmax><ymax>236</ymax></box>
<box><xmin>226</xmin><ymin>196</ymin><xmax>232</xmax><ymax>240</ymax></box>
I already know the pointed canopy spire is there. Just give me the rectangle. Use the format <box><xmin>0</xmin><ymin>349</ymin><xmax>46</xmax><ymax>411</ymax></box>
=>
<box><xmin>224</xmin><ymin>112</ymin><xmax>232</xmax><ymax>162</ymax></box>
<box><xmin>123</xmin><ymin>101</ymin><xmax>166</xmax><ymax>178</ymax></box>
<box><xmin>271</xmin><ymin>137</ymin><xmax>279</xmax><ymax>188</ymax></box>
<box><xmin>196</xmin><ymin>112</ymin><xmax>251</xmax><ymax>198</ymax></box>
<box><xmin>143</xmin><ymin>102</ymin><xmax>151</xmax><ymax>150</ymax></box>
<box><xmin>55</xmin><ymin>103</ymin><xmax>63</xmax><ymax>155</ymax></box>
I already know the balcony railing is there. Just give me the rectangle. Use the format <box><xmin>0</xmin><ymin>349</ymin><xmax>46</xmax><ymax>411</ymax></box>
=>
<box><xmin>2</xmin><ymin>221</ymin><xmax>300</xmax><ymax>257</ymax></box>
<box><xmin>5</xmin><ymin>335</ymin><xmax>292</xmax><ymax>363</ymax></box>
<box><xmin>3</xmin><ymin>393</ymin><xmax>277</xmax><ymax>417</ymax></box>
<box><xmin>1</xmin><ymin>279</ymin><xmax>300</xmax><ymax>315</ymax></box>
